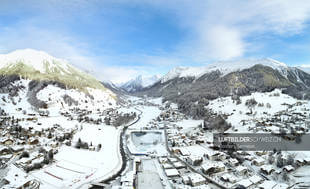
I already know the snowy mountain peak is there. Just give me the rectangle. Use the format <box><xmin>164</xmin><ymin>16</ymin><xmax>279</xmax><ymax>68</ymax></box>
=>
<box><xmin>0</xmin><ymin>49</ymin><xmax>113</xmax><ymax>93</ymax></box>
<box><xmin>161</xmin><ymin>58</ymin><xmax>290</xmax><ymax>83</ymax></box>
<box><xmin>0</xmin><ymin>49</ymin><xmax>70</xmax><ymax>74</ymax></box>
<box><xmin>121</xmin><ymin>74</ymin><xmax>161</xmax><ymax>92</ymax></box>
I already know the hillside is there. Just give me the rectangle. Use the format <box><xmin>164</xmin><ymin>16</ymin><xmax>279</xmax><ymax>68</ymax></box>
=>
<box><xmin>0</xmin><ymin>49</ymin><xmax>111</xmax><ymax>92</ymax></box>
<box><xmin>137</xmin><ymin>59</ymin><xmax>310</xmax><ymax>118</ymax></box>
<box><xmin>0</xmin><ymin>49</ymin><xmax>116</xmax><ymax>110</ymax></box>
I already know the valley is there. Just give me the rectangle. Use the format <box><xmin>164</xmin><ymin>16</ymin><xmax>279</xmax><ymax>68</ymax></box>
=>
<box><xmin>0</xmin><ymin>50</ymin><xmax>309</xmax><ymax>189</ymax></box>
<box><xmin>2</xmin><ymin>1</ymin><xmax>310</xmax><ymax>189</ymax></box>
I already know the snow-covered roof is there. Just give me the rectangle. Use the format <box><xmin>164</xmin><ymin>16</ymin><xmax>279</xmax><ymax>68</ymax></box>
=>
<box><xmin>201</xmin><ymin>162</ymin><xmax>225</xmax><ymax>171</ymax></box>
<box><xmin>188</xmin><ymin>173</ymin><xmax>205</xmax><ymax>183</ymax></box>
<box><xmin>260</xmin><ymin>165</ymin><xmax>275</xmax><ymax>173</ymax></box>
<box><xmin>236</xmin><ymin>179</ymin><xmax>253</xmax><ymax>188</ymax></box>
<box><xmin>283</xmin><ymin>165</ymin><xmax>294</xmax><ymax>172</ymax></box>
<box><xmin>249</xmin><ymin>175</ymin><xmax>263</xmax><ymax>184</ymax></box>
<box><xmin>258</xmin><ymin>180</ymin><xmax>277</xmax><ymax>189</ymax></box>
<box><xmin>235</xmin><ymin>165</ymin><xmax>248</xmax><ymax>172</ymax></box>
<box><xmin>164</xmin><ymin>168</ymin><xmax>179</xmax><ymax>177</ymax></box>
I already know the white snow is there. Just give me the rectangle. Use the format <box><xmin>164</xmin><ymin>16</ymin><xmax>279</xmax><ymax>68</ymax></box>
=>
<box><xmin>207</xmin><ymin>89</ymin><xmax>300</xmax><ymax>132</ymax></box>
<box><xmin>37</xmin><ymin>85</ymin><xmax>116</xmax><ymax>112</ymax></box>
<box><xmin>161</xmin><ymin>58</ymin><xmax>290</xmax><ymax>83</ymax></box>
<box><xmin>121</xmin><ymin>75</ymin><xmax>161</xmax><ymax>92</ymax></box>
<box><xmin>174</xmin><ymin>119</ymin><xmax>203</xmax><ymax>129</ymax></box>
<box><xmin>129</xmin><ymin>106</ymin><xmax>161</xmax><ymax>129</ymax></box>
<box><xmin>0</xmin><ymin>49</ymin><xmax>71</xmax><ymax>74</ymax></box>
<box><xmin>31</xmin><ymin>125</ymin><xmax>121</xmax><ymax>189</ymax></box>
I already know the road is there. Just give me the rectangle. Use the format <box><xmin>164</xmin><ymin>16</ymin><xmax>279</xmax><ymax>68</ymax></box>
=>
<box><xmin>89</xmin><ymin>107</ymin><xmax>142</xmax><ymax>188</ymax></box>
<box><xmin>163</xmin><ymin>124</ymin><xmax>227</xmax><ymax>189</ymax></box>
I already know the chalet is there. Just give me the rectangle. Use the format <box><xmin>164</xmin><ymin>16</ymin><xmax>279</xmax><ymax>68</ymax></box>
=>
<box><xmin>0</xmin><ymin>147</ymin><xmax>11</xmax><ymax>155</ymax></box>
<box><xmin>221</xmin><ymin>173</ymin><xmax>237</xmax><ymax>183</ymax></box>
<box><xmin>229</xmin><ymin>158</ymin><xmax>239</xmax><ymax>166</ymax></box>
<box><xmin>235</xmin><ymin>165</ymin><xmax>249</xmax><ymax>176</ymax></box>
<box><xmin>209</xmin><ymin>152</ymin><xmax>226</xmax><ymax>161</ymax></box>
<box><xmin>162</xmin><ymin>163</ymin><xmax>173</xmax><ymax>169</ymax></box>
<box><xmin>249</xmin><ymin>175</ymin><xmax>263</xmax><ymax>185</ymax></box>
<box><xmin>244</xmin><ymin>155</ymin><xmax>255</xmax><ymax>161</ymax></box>
<box><xmin>173</xmin><ymin>162</ymin><xmax>186</xmax><ymax>169</ymax></box>
<box><xmin>178</xmin><ymin>148</ymin><xmax>190</xmax><ymax>156</ymax></box>
<box><xmin>181</xmin><ymin>175</ymin><xmax>190</xmax><ymax>185</ymax></box>
<box><xmin>188</xmin><ymin>173</ymin><xmax>206</xmax><ymax>187</ymax></box>
<box><xmin>296</xmin><ymin>158</ymin><xmax>306</xmax><ymax>166</ymax></box>
<box><xmin>164</xmin><ymin>168</ymin><xmax>179</xmax><ymax>177</ymax></box>
<box><xmin>201</xmin><ymin>162</ymin><xmax>225</xmax><ymax>174</ymax></box>
<box><xmin>283</xmin><ymin>165</ymin><xmax>295</xmax><ymax>172</ymax></box>
<box><xmin>304</xmin><ymin>157</ymin><xmax>310</xmax><ymax>165</ymax></box>
<box><xmin>29</xmin><ymin>138</ymin><xmax>39</xmax><ymax>145</ymax></box>
<box><xmin>252</xmin><ymin>158</ymin><xmax>265</xmax><ymax>166</ymax></box>
<box><xmin>186</xmin><ymin>155</ymin><xmax>203</xmax><ymax>166</ymax></box>
<box><xmin>17</xmin><ymin>179</ymin><xmax>40</xmax><ymax>189</ymax></box>
<box><xmin>11</xmin><ymin>146</ymin><xmax>24</xmax><ymax>153</ymax></box>
<box><xmin>1</xmin><ymin>138</ymin><xmax>13</xmax><ymax>145</ymax></box>
<box><xmin>260</xmin><ymin>165</ymin><xmax>275</xmax><ymax>175</ymax></box>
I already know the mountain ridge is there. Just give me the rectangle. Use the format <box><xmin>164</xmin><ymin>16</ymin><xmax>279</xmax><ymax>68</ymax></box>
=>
<box><xmin>136</xmin><ymin>60</ymin><xmax>310</xmax><ymax>118</ymax></box>
<box><xmin>121</xmin><ymin>74</ymin><xmax>161</xmax><ymax>92</ymax></box>
<box><xmin>0</xmin><ymin>49</ymin><xmax>117</xmax><ymax>109</ymax></box>
<box><xmin>0</xmin><ymin>49</ymin><xmax>112</xmax><ymax>94</ymax></box>
<box><xmin>160</xmin><ymin>58</ymin><xmax>290</xmax><ymax>83</ymax></box>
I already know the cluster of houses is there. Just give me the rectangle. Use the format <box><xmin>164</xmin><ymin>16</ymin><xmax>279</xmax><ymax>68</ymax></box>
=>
<box><xmin>158</xmin><ymin>156</ymin><xmax>211</xmax><ymax>188</ymax></box>
<box><xmin>246</xmin><ymin>101</ymin><xmax>310</xmax><ymax>136</ymax></box>
<box><xmin>0</xmin><ymin>112</ymin><xmax>76</xmax><ymax>171</ymax></box>
<box><xmin>157</xmin><ymin>104</ymin><xmax>310</xmax><ymax>189</ymax></box>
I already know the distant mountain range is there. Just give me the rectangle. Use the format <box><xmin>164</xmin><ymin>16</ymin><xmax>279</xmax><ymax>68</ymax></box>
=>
<box><xmin>1</xmin><ymin>49</ymin><xmax>309</xmax><ymax>118</ymax></box>
<box><xmin>135</xmin><ymin>58</ymin><xmax>310</xmax><ymax>117</ymax></box>
<box><xmin>120</xmin><ymin>74</ymin><xmax>161</xmax><ymax>92</ymax></box>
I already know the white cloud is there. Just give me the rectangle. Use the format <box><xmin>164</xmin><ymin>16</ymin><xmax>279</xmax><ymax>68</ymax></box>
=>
<box><xmin>137</xmin><ymin>0</ymin><xmax>310</xmax><ymax>61</ymax></box>
<box><xmin>193</xmin><ymin>25</ymin><xmax>245</xmax><ymax>60</ymax></box>
<box><xmin>1</xmin><ymin>0</ymin><xmax>310</xmax><ymax>82</ymax></box>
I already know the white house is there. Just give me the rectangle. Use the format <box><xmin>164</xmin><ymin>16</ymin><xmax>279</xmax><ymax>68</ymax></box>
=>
<box><xmin>188</xmin><ymin>173</ymin><xmax>206</xmax><ymax>187</ymax></box>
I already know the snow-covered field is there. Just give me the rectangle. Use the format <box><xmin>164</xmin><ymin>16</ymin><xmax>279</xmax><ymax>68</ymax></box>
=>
<box><xmin>37</xmin><ymin>85</ymin><xmax>116</xmax><ymax>112</ymax></box>
<box><xmin>30</xmin><ymin>125</ymin><xmax>121</xmax><ymax>189</ymax></box>
<box><xmin>128</xmin><ymin>130</ymin><xmax>167</xmax><ymax>156</ymax></box>
<box><xmin>129</xmin><ymin>105</ymin><xmax>161</xmax><ymax>129</ymax></box>
<box><xmin>208</xmin><ymin>89</ymin><xmax>304</xmax><ymax>132</ymax></box>
<box><xmin>174</xmin><ymin>119</ymin><xmax>203</xmax><ymax>129</ymax></box>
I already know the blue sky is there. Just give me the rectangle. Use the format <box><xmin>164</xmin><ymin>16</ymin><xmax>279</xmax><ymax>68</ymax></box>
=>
<box><xmin>0</xmin><ymin>0</ymin><xmax>310</xmax><ymax>83</ymax></box>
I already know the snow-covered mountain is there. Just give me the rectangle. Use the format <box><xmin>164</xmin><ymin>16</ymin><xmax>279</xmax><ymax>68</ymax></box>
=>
<box><xmin>161</xmin><ymin>58</ymin><xmax>289</xmax><ymax>83</ymax></box>
<box><xmin>121</xmin><ymin>74</ymin><xmax>161</xmax><ymax>92</ymax></box>
<box><xmin>0</xmin><ymin>49</ymin><xmax>111</xmax><ymax>91</ymax></box>
<box><xmin>139</xmin><ymin>58</ymin><xmax>310</xmax><ymax>118</ymax></box>
<box><xmin>101</xmin><ymin>80</ymin><xmax>126</xmax><ymax>95</ymax></box>
<box><xmin>0</xmin><ymin>49</ymin><xmax>116</xmax><ymax>111</ymax></box>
